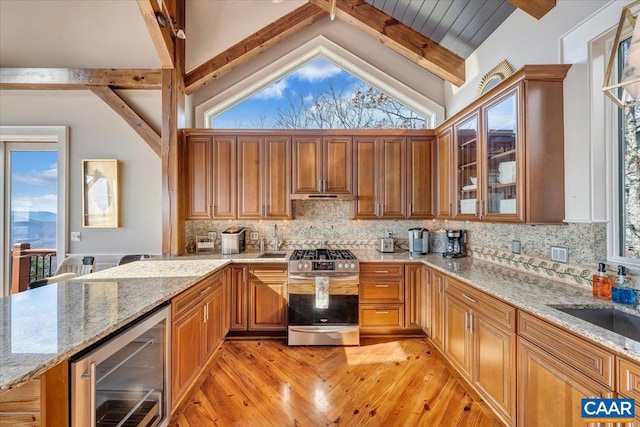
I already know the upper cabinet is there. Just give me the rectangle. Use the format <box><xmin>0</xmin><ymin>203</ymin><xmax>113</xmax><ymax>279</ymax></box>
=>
<box><xmin>237</xmin><ymin>135</ymin><xmax>291</xmax><ymax>219</ymax></box>
<box><xmin>407</xmin><ymin>136</ymin><xmax>436</xmax><ymax>219</ymax></box>
<box><xmin>443</xmin><ymin>64</ymin><xmax>570</xmax><ymax>223</ymax></box>
<box><xmin>185</xmin><ymin>135</ymin><xmax>236</xmax><ymax>220</ymax></box>
<box><xmin>436</xmin><ymin>127</ymin><xmax>453</xmax><ymax>219</ymax></box>
<box><xmin>291</xmin><ymin>135</ymin><xmax>352</xmax><ymax>198</ymax></box>
<box><xmin>352</xmin><ymin>136</ymin><xmax>406</xmax><ymax>219</ymax></box>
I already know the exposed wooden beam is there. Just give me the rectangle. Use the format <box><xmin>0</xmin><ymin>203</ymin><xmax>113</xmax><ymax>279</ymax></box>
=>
<box><xmin>508</xmin><ymin>0</ymin><xmax>556</xmax><ymax>20</ymax></box>
<box><xmin>310</xmin><ymin>0</ymin><xmax>465</xmax><ymax>86</ymax></box>
<box><xmin>0</xmin><ymin>68</ymin><xmax>161</xmax><ymax>90</ymax></box>
<box><xmin>185</xmin><ymin>3</ymin><xmax>325</xmax><ymax>95</ymax></box>
<box><xmin>89</xmin><ymin>86</ymin><xmax>162</xmax><ymax>157</ymax></box>
<box><xmin>137</xmin><ymin>0</ymin><xmax>175</xmax><ymax>69</ymax></box>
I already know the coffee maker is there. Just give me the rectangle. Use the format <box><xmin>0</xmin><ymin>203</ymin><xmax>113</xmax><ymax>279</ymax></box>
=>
<box><xmin>443</xmin><ymin>229</ymin><xmax>466</xmax><ymax>258</ymax></box>
<box><xmin>408</xmin><ymin>228</ymin><xmax>428</xmax><ymax>255</ymax></box>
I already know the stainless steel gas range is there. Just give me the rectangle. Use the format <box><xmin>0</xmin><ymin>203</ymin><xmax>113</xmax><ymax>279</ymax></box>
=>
<box><xmin>287</xmin><ymin>249</ymin><xmax>360</xmax><ymax>346</ymax></box>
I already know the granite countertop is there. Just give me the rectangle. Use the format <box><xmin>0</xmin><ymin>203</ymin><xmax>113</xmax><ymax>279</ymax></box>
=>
<box><xmin>0</xmin><ymin>259</ymin><xmax>229</xmax><ymax>391</ymax></box>
<box><xmin>3</xmin><ymin>250</ymin><xmax>639</xmax><ymax>393</ymax></box>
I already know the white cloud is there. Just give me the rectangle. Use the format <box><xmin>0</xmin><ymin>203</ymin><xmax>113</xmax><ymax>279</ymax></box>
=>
<box><xmin>12</xmin><ymin>194</ymin><xmax>57</xmax><ymax>213</ymax></box>
<box><xmin>254</xmin><ymin>79</ymin><xmax>288</xmax><ymax>100</ymax></box>
<box><xmin>292</xmin><ymin>61</ymin><xmax>343</xmax><ymax>82</ymax></box>
<box><xmin>13</xmin><ymin>167</ymin><xmax>58</xmax><ymax>186</ymax></box>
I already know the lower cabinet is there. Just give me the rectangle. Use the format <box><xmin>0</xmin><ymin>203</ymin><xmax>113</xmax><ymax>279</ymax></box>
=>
<box><xmin>248</xmin><ymin>264</ymin><xmax>288</xmax><ymax>331</ymax></box>
<box><xmin>442</xmin><ymin>277</ymin><xmax>516</xmax><ymax>425</ymax></box>
<box><xmin>230</xmin><ymin>263</ymin><xmax>288</xmax><ymax>332</ymax></box>
<box><xmin>404</xmin><ymin>264</ymin><xmax>423</xmax><ymax>330</ymax></box>
<box><xmin>171</xmin><ymin>270</ymin><xmax>225</xmax><ymax>406</ymax></box>
<box><xmin>420</xmin><ymin>267</ymin><xmax>432</xmax><ymax>336</ymax></box>
<box><xmin>359</xmin><ymin>263</ymin><xmax>405</xmax><ymax>332</ymax></box>
<box><xmin>430</xmin><ymin>269</ymin><xmax>446</xmax><ymax>351</ymax></box>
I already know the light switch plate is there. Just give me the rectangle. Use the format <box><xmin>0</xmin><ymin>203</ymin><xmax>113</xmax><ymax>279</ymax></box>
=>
<box><xmin>208</xmin><ymin>231</ymin><xmax>217</xmax><ymax>242</ymax></box>
<box><xmin>250</xmin><ymin>231</ymin><xmax>259</xmax><ymax>240</ymax></box>
<box><xmin>550</xmin><ymin>246</ymin><xmax>568</xmax><ymax>263</ymax></box>
<box><xmin>512</xmin><ymin>240</ymin><xmax>521</xmax><ymax>254</ymax></box>
<box><xmin>71</xmin><ymin>231</ymin><xmax>81</xmax><ymax>242</ymax></box>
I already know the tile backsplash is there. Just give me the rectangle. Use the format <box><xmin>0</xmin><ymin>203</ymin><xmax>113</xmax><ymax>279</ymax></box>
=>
<box><xmin>186</xmin><ymin>200</ymin><xmax>635</xmax><ymax>286</ymax></box>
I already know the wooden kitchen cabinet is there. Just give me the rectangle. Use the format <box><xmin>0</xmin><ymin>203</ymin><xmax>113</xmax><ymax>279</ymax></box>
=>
<box><xmin>430</xmin><ymin>269</ymin><xmax>446</xmax><ymax>350</ymax></box>
<box><xmin>443</xmin><ymin>277</ymin><xmax>516</xmax><ymax>425</ymax></box>
<box><xmin>230</xmin><ymin>264</ymin><xmax>248</xmax><ymax>331</ymax></box>
<box><xmin>436</xmin><ymin>127</ymin><xmax>453</xmax><ymax>219</ymax></box>
<box><xmin>517</xmin><ymin>311</ymin><xmax>615</xmax><ymax>427</ymax></box>
<box><xmin>291</xmin><ymin>135</ymin><xmax>352</xmax><ymax>196</ymax></box>
<box><xmin>406</xmin><ymin>136</ymin><xmax>435</xmax><ymax>219</ymax></box>
<box><xmin>231</xmin><ymin>264</ymin><xmax>288</xmax><ymax>332</ymax></box>
<box><xmin>352</xmin><ymin>136</ymin><xmax>406</xmax><ymax>219</ymax></box>
<box><xmin>404</xmin><ymin>263</ymin><xmax>423</xmax><ymax>330</ymax></box>
<box><xmin>446</xmin><ymin>65</ymin><xmax>569</xmax><ymax>223</ymax></box>
<box><xmin>237</xmin><ymin>135</ymin><xmax>291</xmax><ymax>219</ymax></box>
<box><xmin>248</xmin><ymin>264</ymin><xmax>288</xmax><ymax>331</ymax></box>
<box><xmin>184</xmin><ymin>135</ymin><xmax>236</xmax><ymax>219</ymax></box>
<box><xmin>171</xmin><ymin>270</ymin><xmax>225</xmax><ymax>406</ymax></box>
<box><xmin>420</xmin><ymin>267</ymin><xmax>433</xmax><ymax>336</ymax></box>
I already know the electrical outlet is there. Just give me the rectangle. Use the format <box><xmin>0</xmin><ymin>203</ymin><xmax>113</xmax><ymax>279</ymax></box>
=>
<box><xmin>386</xmin><ymin>231</ymin><xmax>393</xmax><ymax>239</ymax></box>
<box><xmin>208</xmin><ymin>231</ymin><xmax>216</xmax><ymax>242</ymax></box>
<box><xmin>250</xmin><ymin>231</ymin><xmax>259</xmax><ymax>240</ymax></box>
<box><xmin>550</xmin><ymin>246</ymin><xmax>568</xmax><ymax>263</ymax></box>
<box><xmin>512</xmin><ymin>240</ymin><xmax>521</xmax><ymax>254</ymax></box>
<box><xmin>71</xmin><ymin>231</ymin><xmax>81</xmax><ymax>242</ymax></box>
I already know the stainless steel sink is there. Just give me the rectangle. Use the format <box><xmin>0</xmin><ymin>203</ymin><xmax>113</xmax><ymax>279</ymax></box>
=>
<box><xmin>551</xmin><ymin>306</ymin><xmax>640</xmax><ymax>341</ymax></box>
<box><xmin>258</xmin><ymin>252</ymin><xmax>288</xmax><ymax>259</ymax></box>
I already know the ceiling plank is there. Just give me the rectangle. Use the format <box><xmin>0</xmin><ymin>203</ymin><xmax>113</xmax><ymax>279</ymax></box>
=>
<box><xmin>311</xmin><ymin>0</ymin><xmax>465</xmax><ymax>86</ymax></box>
<box><xmin>508</xmin><ymin>0</ymin><xmax>556</xmax><ymax>20</ymax></box>
<box><xmin>184</xmin><ymin>3</ymin><xmax>325</xmax><ymax>95</ymax></box>
<box><xmin>0</xmin><ymin>68</ymin><xmax>161</xmax><ymax>90</ymax></box>
<box><xmin>137</xmin><ymin>0</ymin><xmax>175</xmax><ymax>69</ymax></box>
<box><xmin>89</xmin><ymin>86</ymin><xmax>161</xmax><ymax>157</ymax></box>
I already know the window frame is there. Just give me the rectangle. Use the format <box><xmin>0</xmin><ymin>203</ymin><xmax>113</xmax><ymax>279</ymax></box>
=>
<box><xmin>0</xmin><ymin>126</ymin><xmax>69</xmax><ymax>296</ymax></box>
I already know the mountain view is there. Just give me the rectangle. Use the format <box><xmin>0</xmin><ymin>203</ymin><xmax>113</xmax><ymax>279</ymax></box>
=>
<box><xmin>11</xmin><ymin>210</ymin><xmax>56</xmax><ymax>249</ymax></box>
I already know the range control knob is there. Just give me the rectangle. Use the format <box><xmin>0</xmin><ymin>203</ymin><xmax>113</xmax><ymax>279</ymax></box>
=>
<box><xmin>338</xmin><ymin>263</ymin><xmax>344</xmax><ymax>269</ymax></box>
<box><xmin>350</xmin><ymin>263</ymin><xmax>356</xmax><ymax>269</ymax></box>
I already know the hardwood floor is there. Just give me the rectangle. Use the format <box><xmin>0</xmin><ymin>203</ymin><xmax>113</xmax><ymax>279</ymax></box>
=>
<box><xmin>169</xmin><ymin>338</ymin><xmax>504</xmax><ymax>426</ymax></box>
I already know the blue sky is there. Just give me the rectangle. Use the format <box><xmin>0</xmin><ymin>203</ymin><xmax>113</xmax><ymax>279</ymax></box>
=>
<box><xmin>10</xmin><ymin>151</ymin><xmax>57</xmax><ymax>214</ymax></box>
<box><xmin>212</xmin><ymin>57</ymin><xmax>361</xmax><ymax>128</ymax></box>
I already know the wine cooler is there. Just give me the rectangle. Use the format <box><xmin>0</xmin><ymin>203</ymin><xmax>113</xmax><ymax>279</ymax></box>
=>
<box><xmin>71</xmin><ymin>304</ymin><xmax>170</xmax><ymax>426</ymax></box>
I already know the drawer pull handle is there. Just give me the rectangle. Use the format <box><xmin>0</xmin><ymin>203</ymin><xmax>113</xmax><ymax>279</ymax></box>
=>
<box><xmin>199</xmin><ymin>286</ymin><xmax>212</xmax><ymax>295</ymax></box>
<box><xmin>374</xmin><ymin>284</ymin><xmax>390</xmax><ymax>288</ymax></box>
<box><xmin>462</xmin><ymin>293</ymin><xmax>477</xmax><ymax>303</ymax></box>
<box><xmin>375</xmin><ymin>310</ymin><xmax>389</xmax><ymax>314</ymax></box>
<box><xmin>374</xmin><ymin>270</ymin><xmax>389</xmax><ymax>273</ymax></box>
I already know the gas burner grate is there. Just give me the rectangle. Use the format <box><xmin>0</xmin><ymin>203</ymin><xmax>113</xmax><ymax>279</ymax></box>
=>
<box><xmin>290</xmin><ymin>249</ymin><xmax>357</xmax><ymax>261</ymax></box>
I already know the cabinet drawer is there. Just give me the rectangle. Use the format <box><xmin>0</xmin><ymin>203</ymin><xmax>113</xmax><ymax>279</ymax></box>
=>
<box><xmin>360</xmin><ymin>263</ymin><xmax>404</xmax><ymax>278</ymax></box>
<box><xmin>172</xmin><ymin>271</ymin><xmax>222</xmax><ymax>319</ymax></box>
<box><xmin>518</xmin><ymin>311</ymin><xmax>614</xmax><ymax>388</ymax></box>
<box><xmin>360</xmin><ymin>305</ymin><xmax>404</xmax><ymax>329</ymax></box>
<box><xmin>249</xmin><ymin>264</ymin><xmax>288</xmax><ymax>278</ymax></box>
<box><xmin>618</xmin><ymin>358</ymin><xmax>640</xmax><ymax>400</ymax></box>
<box><xmin>360</xmin><ymin>278</ymin><xmax>404</xmax><ymax>302</ymax></box>
<box><xmin>446</xmin><ymin>277</ymin><xmax>515</xmax><ymax>331</ymax></box>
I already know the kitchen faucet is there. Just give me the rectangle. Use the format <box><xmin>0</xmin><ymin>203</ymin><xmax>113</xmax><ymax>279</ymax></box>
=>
<box><xmin>274</xmin><ymin>224</ymin><xmax>282</xmax><ymax>251</ymax></box>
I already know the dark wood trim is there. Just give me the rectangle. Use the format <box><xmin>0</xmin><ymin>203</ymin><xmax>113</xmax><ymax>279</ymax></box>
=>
<box><xmin>508</xmin><ymin>0</ymin><xmax>556</xmax><ymax>20</ymax></box>
<box><xmin>0</xmin><ymin>68</ymin><xmax>161</xmax><ymax>89</ymax></box>
<box><xmin>181</xmin><ymin>128</ymin><xmax>437</xmax><ymax>137</ymax></box>
<box><xmin>89</xmin><ymin>87</ymin><xmax>161</xmax><ymax>157</ymax></box>
<box><xmin>310</xmin><ymin>0</ymin><xmax>465</xmax><ymax>87</ymax></box>
<box><xmin>162</xmin><ymin>0</ymin><xmax>186</xmax><ymax>257</ymax></box>
<box><xmin>184</xmin><ymin>3</ymin><xmax>325</xmax><ymax>95</ymax></box>
<box><xmin>137</xmin><ymin>0</ymin><xmax>175</xmax><ymax>69</ymax></box>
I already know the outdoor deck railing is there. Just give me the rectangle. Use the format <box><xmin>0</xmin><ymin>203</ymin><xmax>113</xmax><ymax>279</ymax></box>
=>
<box><xmin>11</xmin><ymin>243</ymin><xmax>57</xmax><ymax>294</ymax></box>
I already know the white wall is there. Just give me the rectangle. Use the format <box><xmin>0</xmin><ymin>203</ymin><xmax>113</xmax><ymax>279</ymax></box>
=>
<box><xmin>0</xmin><ymin>90</ymin><xmax>162</xmax><ymax>255</ymax></box>
<box><xmin>444</xmin><ymin>0</ymin><xmax>628</xmax><ymax>223</ymax></box>
<box><xmin>189</xmin><ymin>16</ymin><xmax>445</xmax><ymax>125</ymax></box>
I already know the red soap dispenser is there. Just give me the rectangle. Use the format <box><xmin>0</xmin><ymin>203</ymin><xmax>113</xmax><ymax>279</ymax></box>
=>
<box><xmin>592</xmin><ymin>262</ymin><xmax>612</xmax><ymax>299</ymax></box>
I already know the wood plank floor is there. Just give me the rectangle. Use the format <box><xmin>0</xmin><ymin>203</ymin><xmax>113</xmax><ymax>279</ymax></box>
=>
<box><xmin>169</xmin><ymin>338</ymin><xmax>505</xmax><ymax>427</ymax></box>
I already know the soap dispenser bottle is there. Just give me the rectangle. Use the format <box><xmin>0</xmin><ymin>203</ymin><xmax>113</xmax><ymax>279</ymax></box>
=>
<box><xmin>612</xmin><ymin>265</ymin><xmax>636</xmax><ymax>304</ymax></box>
<box><xmin>592</xmin><ymin>262</ymin><xmax>612</xmax><ymax>299</ymax></box>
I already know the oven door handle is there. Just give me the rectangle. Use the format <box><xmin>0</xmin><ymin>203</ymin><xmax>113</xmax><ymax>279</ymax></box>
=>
<box><xmin>288</xmin><ymin>274</ymin><xmax>359</xmax><ymax>281</ymax></box>
<box><xmin>289</xmin><ymin>326</ymin><xmax>359</xmax><ymax>334</ymax></box>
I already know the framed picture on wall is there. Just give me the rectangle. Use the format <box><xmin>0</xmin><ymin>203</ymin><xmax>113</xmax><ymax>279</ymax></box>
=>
<box><xmin>82</xmin><ymin>159</ymin><xmax>119</xmax><ymax>228</ymax></box>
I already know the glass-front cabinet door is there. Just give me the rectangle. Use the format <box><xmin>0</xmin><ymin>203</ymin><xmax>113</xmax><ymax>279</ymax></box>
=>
<box><xmin>482</xmin><ymin>88</ymin><xmax>522</xmax><ymax>220</ymax></box>
<box><xmin>454</xmin><ymin>113</ymin><xmax>480</xmax><ymax>218</ymax></box>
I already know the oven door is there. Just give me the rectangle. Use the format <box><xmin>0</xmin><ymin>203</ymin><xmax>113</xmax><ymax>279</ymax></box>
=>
<box><xmin>287</xmin><ymin>274</ymin><xmax>359</xmax><ymax>326</ymax></box>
